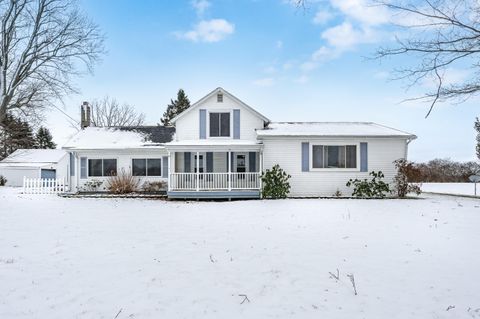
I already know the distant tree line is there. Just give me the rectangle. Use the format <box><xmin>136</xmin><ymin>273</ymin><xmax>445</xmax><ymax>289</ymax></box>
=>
<box><xmin>405</xmin><ymin>159</ymin><xmax>480</xmax><ymax>183</ymax></box>
<box><xmin>0</xmin><ymin>114</ymin><xmax>56</xmax><ymax>160</ymax></box>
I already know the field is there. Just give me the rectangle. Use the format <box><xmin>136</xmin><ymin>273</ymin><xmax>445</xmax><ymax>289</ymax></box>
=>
<box><xmin>1</xmin><ymin>187</ymin><xmax>479</xmax><ymax>318</ymax></box>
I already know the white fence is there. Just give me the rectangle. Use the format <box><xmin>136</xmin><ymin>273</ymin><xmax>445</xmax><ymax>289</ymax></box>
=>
<box><xmin>170</xmin><ymin>172</ymin><xmax>260</xmax><ymax>191</ymax></box>
<box><xmin>23</xmin><ymin>177</ymin><xmax>68</xmax><ymax>194</ymax></box>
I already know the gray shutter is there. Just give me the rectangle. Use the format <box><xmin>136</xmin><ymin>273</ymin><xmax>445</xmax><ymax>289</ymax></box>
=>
<box><xmin>199</xmin><ymin>109</ymin><xmax>206</xmax><ymax>139</ymax></box>
<box><xmin>69</xmin><ymin>153</ymin><xmax>75</xmax><ymax>176</ymax></box>
<box><xmin>301</xmin><ymin>142</ymin><xmax>309</xmax><ymax>172</ymax></box>
<box><xmin>248</xmin><ymin>152</ymin><xmax>256</xmax><ymax>172</ymax></box>
<box><xmin>360</xmin><ymin>142</ymin><xmax>368</xmax><ymax>172</ymax></box>
<box><xmin>233</xmin><ymin>109</ymin><xmax>240</xmax><ymax>139</ymax></box>
<box><xmin>162</xmin><ymin>156</ymin><xmax>168</xmax><ymax>178</ymax></box>
<box><xmin>80</xmin><ymin>157</ymin><xmax>87</xmax><ymax>179</ymax></box>
<box><xmin>206</xmin><ymin>152</ymin><xmax>213</xmax><ymax>172</ymax></box>
<box><xmin>231</xmin><ymin>152</ymin><xmax>235</xmax><ymax>172</ymax></box>
<box><xmin>184</xmin><ymin>152</ymin><xmax>191</xmax><ymax>172</ymax></box>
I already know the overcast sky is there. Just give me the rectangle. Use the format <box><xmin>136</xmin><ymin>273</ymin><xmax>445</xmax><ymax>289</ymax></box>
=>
<box><xmin>46</xmin><ymin>0</ymin><xmax>479</xmax><ymax>162</ymax></box>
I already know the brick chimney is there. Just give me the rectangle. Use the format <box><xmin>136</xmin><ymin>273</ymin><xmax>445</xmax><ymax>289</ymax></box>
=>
<box><xmin>80</xmin><ymin>101</ymin><xmax>91</xmax><ymax>129</ymax></box>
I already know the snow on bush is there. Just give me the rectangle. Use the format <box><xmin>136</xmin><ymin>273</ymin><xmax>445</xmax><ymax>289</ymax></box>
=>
<box><xmin>0</xmin><ymin>175</ymin><xmax>6</xmax><ymax>186</ymax></box>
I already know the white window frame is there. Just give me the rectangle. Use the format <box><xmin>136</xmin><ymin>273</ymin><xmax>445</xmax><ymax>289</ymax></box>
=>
<box><xmin>87</xmin><ymin>158</ymin><xmax>119</xmax><ymax>177</ymax></box>
<box><xmin>310</xmin><ymin>143</ymin><xmax>360</xmax><ymax>172</ymax></box>
<box><xmin>131</xmin><ymin>158</ymin><xmax>162</xmax><ymax>177</ymax></box>
<box><xmin>207</xmin><ymin>110</ymin><xmax>232</xmax><ymax>139</ymax></box>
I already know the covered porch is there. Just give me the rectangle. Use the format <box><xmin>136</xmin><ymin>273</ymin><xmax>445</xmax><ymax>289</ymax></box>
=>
<box><xmin>165</xmin><ymin>142</ymin><xmax>263</xmax><ymax>199</ymax></box>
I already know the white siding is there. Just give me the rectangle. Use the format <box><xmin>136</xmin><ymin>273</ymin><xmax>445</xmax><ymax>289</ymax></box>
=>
<box><xmin>262</xmin><ymin>137</ymin><xmax>408</xmax><ymax>197</ymax></box>
<box><xmin>175</xmin><ymin>93</ymin><xmax>264</xmax><ymax>141</ymax></box>
<box><xmin>70</xmin><ymin>149</ymin><xmax>168</xmax><ymax>192</ymax></box>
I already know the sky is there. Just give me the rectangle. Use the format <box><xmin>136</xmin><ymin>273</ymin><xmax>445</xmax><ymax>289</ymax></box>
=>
<box><xmin>46</xmin><ymin>0</ymin><xmax>479</xmax><ymax>162</ymax></box>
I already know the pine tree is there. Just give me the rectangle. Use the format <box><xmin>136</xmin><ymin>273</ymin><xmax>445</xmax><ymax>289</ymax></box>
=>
<box><xmin>160</xmin><ymin>89</ymin><xmax>191</xmax><ymax>126</ymax></box>
<box><xmin>35</xmin><ymin>127</ymin><xmax>56</xmax><ymax>149</ymax></box>
<box><xmin>0</xmin><ymin>114</ymin><xmax>35</xmax><ymax>159</ymax></box>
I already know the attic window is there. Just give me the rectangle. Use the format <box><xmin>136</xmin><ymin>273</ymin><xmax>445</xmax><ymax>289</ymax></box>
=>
<box><xmin>217</xmin><ymin>93</ymin><xmax>223</xmax><ymax>103</ymax></box>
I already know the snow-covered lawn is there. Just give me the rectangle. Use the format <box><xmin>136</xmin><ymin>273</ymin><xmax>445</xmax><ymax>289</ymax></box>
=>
<box><xmin>1</xmin><ymin>187</ymin><xmax>480</xmax><ymax>319</ymax></box>
<box><xmin>422</xmin><ymin>182</ymin><xmax>480</xmax><ymax>197</ymax></box>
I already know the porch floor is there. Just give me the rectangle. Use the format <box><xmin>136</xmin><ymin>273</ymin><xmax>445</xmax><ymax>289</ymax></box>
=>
<box><xmin>167</xmin><ymin>190</ymin><xmax>260</xmax><ymax>199</ymax></box>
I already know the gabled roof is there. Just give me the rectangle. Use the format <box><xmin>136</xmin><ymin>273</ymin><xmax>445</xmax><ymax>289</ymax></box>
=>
<box><xmin>63</xmin><ymin>126</ymin><xmax>175</xmax><ymax>150</ymax></box>
<box><xmin>171</xmin><ymin>87</ymin><xmax>270</xmax><ymax>123</ymax></box>
<box><xmin>257</xmin><ymin>122</ymin><xmax>416</xmax><ymax>138</ymax></box>
<box><xmin>0</xmin><ymin>149</ymin><xmax>67</xmax><ymax>164</ymax></box>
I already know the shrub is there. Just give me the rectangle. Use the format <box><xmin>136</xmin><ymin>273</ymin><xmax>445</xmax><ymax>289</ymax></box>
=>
<box><xmin>393</xmin><ymin>159</ymin><xmax>422</xmax><ymax>198</ymax></box>
<box><xmin>107</xmin><ymin>170</ymin><xmax>139</xmax><ymax>194</ymax></box>
<box><xmin>333</xmin><ymin>189</ymin><xmax>342</xmax><ymax>197</ymax></box>
<box><xmin>142</xmin><ymin>181</ymin><xmax>167</xmax><ymax>192</ymax></box>
<box><xmin>0</xmin><ymin>175</ymin><xmax>7</xmax><ymax>186</ymax></box>
<box><xmin>261</xmin><ymin>164</ymin><xmax>291</xmax><ymax>199</ymax></box>
<box><xmin>82</xmin><ymin>179</ymin><xmax>103</xmax><ymax>192</ymax></box>
<box><xmin>346</xmin><ymin>171</ymin><xmax>390</xmax><ymax>198</ymax></box>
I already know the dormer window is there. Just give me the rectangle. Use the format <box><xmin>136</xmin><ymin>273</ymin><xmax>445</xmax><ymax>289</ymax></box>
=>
<box><xmin>217</xmin><ymin>93</ymin><xmax>223</xmax><ymax>103</ymax></box>
<box><xmin>209</xmin><ymin>112</ymin><xmax>230</xmax><ymax>137</ymax></box>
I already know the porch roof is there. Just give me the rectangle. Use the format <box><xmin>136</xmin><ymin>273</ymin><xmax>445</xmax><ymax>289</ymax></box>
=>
<box><xmin>164</xmin><ymin>139</ymin><xmax>263</xmax><ymax>152</ymax></box>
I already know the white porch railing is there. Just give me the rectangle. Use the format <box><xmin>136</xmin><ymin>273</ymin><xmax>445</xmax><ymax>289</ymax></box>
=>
<box><xmin>169</xmin><ymin>173</ymin><xmax>260</xmax><ymax>191</ymax></box>
<box><xmin>23</xmin><ymin>177</ymin><xmax>68</xmax><ymax>194</ymax></box>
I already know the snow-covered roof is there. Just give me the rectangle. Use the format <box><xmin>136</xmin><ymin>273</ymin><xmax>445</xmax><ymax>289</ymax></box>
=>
<box><xmin>0</xmin><ymin>149</ymin><xmax>67</xmax><ymax>164</ymax></box>
<box><xmin>257</xmin><ymin>122</ymin><xmax>416</xmax><ymax>138</ymax></box>
<box><xmin>63</xmin><ymin>126</ymin><xmax>175</xmax><ymax>150</ymax></box>
<box><xmin>165</xmin><ymin>139</ymin><xmax>262</xmax><ymax>151</ymax></box>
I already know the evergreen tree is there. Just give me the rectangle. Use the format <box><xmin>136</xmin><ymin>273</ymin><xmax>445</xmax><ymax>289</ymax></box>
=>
<box><xmin>0</xmin><ymin>114</ymin><xmax>35</xmax><ymax>159</ymax></box>
<box><xmin>160</xmin><ymin>89</ymin><xmax>191</xmax><ymax>126</ymax></box>
<box><xmin>35</xmin><ymin>127</ymin><xmax>56</xmax><ymax>149</ymax></box>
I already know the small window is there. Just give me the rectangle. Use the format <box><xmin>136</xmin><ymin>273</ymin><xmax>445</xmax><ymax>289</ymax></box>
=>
<box><xmin>209</xmin><ymin>112</ymin><xmax>230</xmax><ymax>137</ymax></box>
<box><xmin>132</xmin><ymin>158</ymin><xmax>162</xmax><ymax>176</ymax></box>
<box><xmin>88</xmin><ymin>159</ymin><xmax>117</xmax><ymax>177</ymax></box>
<box><xmin>312</xmin><ymin>145</ymin><xmax>357</xmax><ymax>169</ymax></box>
<box><xmin>217</xmin><ymin>93</ymin><xmax>223</xmax><ymax>102</ymax></box>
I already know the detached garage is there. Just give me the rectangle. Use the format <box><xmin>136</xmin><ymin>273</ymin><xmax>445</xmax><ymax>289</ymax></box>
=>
<box><xmin>0</xmin><ymin>149</ymin><xmax>68</xmax><ymax>187</ymax></box>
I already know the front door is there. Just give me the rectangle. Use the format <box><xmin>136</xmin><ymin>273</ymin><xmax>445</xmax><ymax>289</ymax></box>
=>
<box><xmin>236</xmin><ymin>155</ymin><xmax>246</xmax><ymax>173</ymax></box>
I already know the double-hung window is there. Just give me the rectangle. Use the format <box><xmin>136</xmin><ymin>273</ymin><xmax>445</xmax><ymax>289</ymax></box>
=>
<box><xmin>88</xmin><ymin>159</ymin><xmax>117</xmax><ymax>176</ymax></box>
<box><xmin>209</xmin><ymin>112</ymin><xmax>230</xmax><ymax>137</ymax></box>
<box><xmin>132</xmin><ymin>158</ymin><xmax>162</xmax><ymax>176</ymax></box>
<box><xmin>312</xmin><ymin>145</ymin><xmax>357</xmax><ymax>169</ymax></box>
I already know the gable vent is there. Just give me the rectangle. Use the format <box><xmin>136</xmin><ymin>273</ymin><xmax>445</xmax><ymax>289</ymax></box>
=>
<box><xmin>217</xmin><ymin>93</ymin><xmax>223</xmax><ymax>103</ymax></box>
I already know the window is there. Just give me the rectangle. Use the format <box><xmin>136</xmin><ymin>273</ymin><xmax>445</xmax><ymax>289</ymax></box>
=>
<box><xmin>132</xmin><ymin>158</ymin><xmax>162</xmax><ymax>176</ymax></box>
<box><xmin>217</xmin><ymin>93</ymin><xmax>223</xmax><ymax>102</ymax></box>
<box><xmin>312</xmin><ymin>145</ymin><xmax>357</xmax><ymax>169</ymax></box>
<box><xmin>88</xmin><ymin>159</ymin><xmax>117</xmax><ymax>177</ymax></box>
<box><xmin>209</xmin><ymin>112</ymin><xmax>230</xmax><ymax>137</ymax></box>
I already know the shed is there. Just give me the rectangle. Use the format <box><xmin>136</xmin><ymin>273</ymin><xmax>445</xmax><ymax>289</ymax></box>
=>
<box><xmin>0</xmin><ymin>149</ymin><xmax>68</xmax><ymax>186</ymax></box>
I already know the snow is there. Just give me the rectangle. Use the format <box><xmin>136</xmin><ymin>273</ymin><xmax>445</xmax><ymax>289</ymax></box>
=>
<box><xmin>257</xmin><ymin>122</ymin><xmax>416</xmax><ymax>137</ymax></box>
<box><xmin>1</xmin><ymin>187</ymin><xmax>480</xmax><ymax>318</ymax></box>
<box><xmin>422</xmin><ymin>182</ymin><xmax>480</xmax><ymax>197</ymax></box>
<box><xmin>62</xmin><ymin>127</ymin><xmax>162</xmax><ymax>150</ymax></box>
<box><xmin>166</xmin><ymin>139</ymin><xmax>261</xmax><ymax>146</ymax></box>
<box><xmin>0</xmin><ymin>149</ymin><xmax>66</xmax><ymax>164</ymax></box>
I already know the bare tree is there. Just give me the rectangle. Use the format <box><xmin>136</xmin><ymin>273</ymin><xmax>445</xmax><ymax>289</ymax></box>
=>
<box><xmin>375</xmin><ymin>0</ymin><xmax>480</xmax><ymax>117</ymax></box>
<box><xmin>0</xmin><ymin>0</ymin><xmax>104</xmax><ymax>125</ymax></box>
<box><xmin>90</xmin><ymin>96</ymin><xmax>145</xmax><ymax>127</ymax></box>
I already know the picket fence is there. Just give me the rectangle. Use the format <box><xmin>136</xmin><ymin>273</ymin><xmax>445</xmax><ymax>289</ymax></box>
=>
<box><xmin>23</xmin><ymin>177</ymin><xmax>68</xmax><ymax>194</ymax></box>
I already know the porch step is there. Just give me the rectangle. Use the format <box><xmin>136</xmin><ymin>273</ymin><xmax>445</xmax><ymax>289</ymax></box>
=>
<box><xmin>167</xmin><ymin>190</ymin><xmax>260</xmax><ymax>200</ymax></box>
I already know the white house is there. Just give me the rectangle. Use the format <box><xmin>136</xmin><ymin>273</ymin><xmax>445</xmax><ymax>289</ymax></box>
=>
<box><xmin>0</xmin><ymin>149</ymin><xmax>68</xmax><ymax>186</ymax></box>
<box><xmin>63</xmin><ymin>87</ymin><xmax>416</xmax><ymax>198</ymax></box>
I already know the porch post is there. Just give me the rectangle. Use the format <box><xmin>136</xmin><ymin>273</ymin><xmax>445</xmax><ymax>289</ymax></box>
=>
<box><xmin>228</xmin><ymin>151</ymin><xmax>231</xmax><ymax>191</ymax></box>
<box><xmin>196</xmin><ymin>151</ymin><xmax>200</xmax><ymax>191</ymax></box>
<box><xmin>167</xmin><ymin>151</ymin><xmax>171</xmax><ymax>191</ymax></box>
<box><xmin>259</xmin><ymin>150</ymin><xmax>263</xmax><ymax>190</ymax></box>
